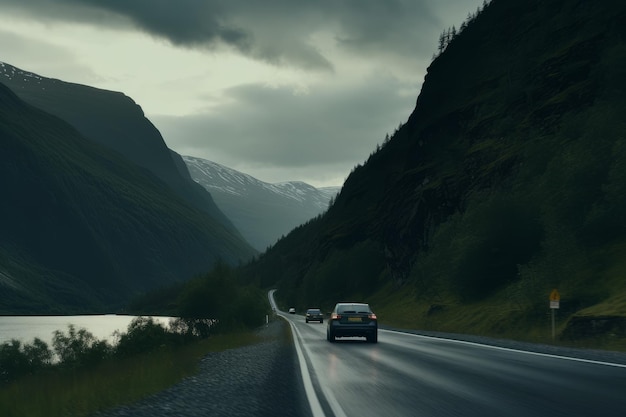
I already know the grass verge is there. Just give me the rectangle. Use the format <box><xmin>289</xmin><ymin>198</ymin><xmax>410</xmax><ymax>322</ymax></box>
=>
<box><xmin>370</xmin><ymin>282</ymin><xmax>626</xmax><ymax>353</ymax></box>
<box><xmin>0</xmin><ymin>331</ymin><xmax>259</xmax><ymax>417</ymax></box>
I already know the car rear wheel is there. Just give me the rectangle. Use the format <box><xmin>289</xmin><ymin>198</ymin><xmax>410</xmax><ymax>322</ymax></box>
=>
<box><xmin>367</xmin><ymin>332</ymin><xmax>378</xmax><ymax>343</ymax></box>
<box><xmin>327</xmin><ymin>328</ymin><xmax>335</xmax><ymax>342</ymax></box>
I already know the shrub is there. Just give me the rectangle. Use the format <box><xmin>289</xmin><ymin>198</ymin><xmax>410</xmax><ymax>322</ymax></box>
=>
<box><xmin>52</xmin><ymin>325</ymin><xmax>113</xmax><ymax>368</ymax></box>
<box><xmin>114</xmin><ymin>316</ymin><xmax>184</xmax><ymax>357</ymax></box>
<box><xmin>170</xmin><ymin>318</ymin><xmax>218</xmax><ymax>339</ymax></box>
<box><xmin>175</xmin><ymin>263</ymin><xmax>270</xmax><ymax>333</ymax></box>
<box><xmin>22</xmin><ymin>337</ymin><xmax>53</xmax><ymax>370</ymax></box>
<box><xmin>0</xmin><ymin>337</ymin><xmax>52</xmax><ymax>384</ymax></box>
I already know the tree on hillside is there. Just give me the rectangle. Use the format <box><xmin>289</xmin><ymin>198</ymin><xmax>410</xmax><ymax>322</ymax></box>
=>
<box><xmin>435</xmin><ymin>0</ymin><xmax>494</xmax><ymax>59</ymax></box>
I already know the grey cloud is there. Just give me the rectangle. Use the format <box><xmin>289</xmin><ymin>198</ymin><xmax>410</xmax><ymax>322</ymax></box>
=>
<box><xmin>0</xmin><ymin>0</ymin><xmax>331</xmax><ymax>70</ymax></box>
<box><xmin>0</xmin><ymin>0</ymin><xmax>471</xmax><ymax>70</ymax></box>
<box><xmin>0</xmin><ymin>0</ymin><xmax>124</xmax><ymax>26</ymax></box>
<box><xmin>76</xmin><ymin>0</ymin><xmax>248</xmax><ymax>47</ymax></box>
<box><xmin>152</xmin><ymin>75</ymin><xmax>415</xmax><ymax>173</ymax></box>
<box><xmin>331</xmin><ymin>0</ymin><xmax>442</xmax><ymax>56</ymax></box>
<box><xmin>0</xmin><ymin>29</ymin><xmax>103</xmax><ymax>83</ymax></box>
<box><xmin>0</xmin><ymin>0</ymin><xmax>485</xmax><ymax>186</ymax></box>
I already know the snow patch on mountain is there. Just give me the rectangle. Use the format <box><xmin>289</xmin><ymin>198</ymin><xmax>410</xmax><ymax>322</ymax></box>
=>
<box><xmin>1</xmin><ymin>61</ymin><xmax>46</xmax><ymax>88</ymax></box>
<box><xmin>183</xmin><ymin>155</ymin><xmax>340</xmax><ymax>250</ymax></box>
<box><xmin>183</xmin><ymin>156</ymin><xmax>338</xmax><ymax>211</ymax></box>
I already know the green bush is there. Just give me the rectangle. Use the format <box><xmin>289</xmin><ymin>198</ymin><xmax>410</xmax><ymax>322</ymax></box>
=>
<box><xmin>229</xmin><ymin>287</ymin><xmax>268</xmax><ymax>329</ymax></box>
<box><xmin>1</xmin><ymin>262</ymin><xmax>271</xmax><ymax>385</ymax></box>
<box><xmin>0</xmin><ymin>338</ymin><xmax>52</xmax><ymax>383</ymax></box>
<box><xmin>52</xmin><ymin>325</ymin><xmax>113</xmax><ymax>368</ymax></box>
<box><xmin>175</xmin><ymin>263</ymin><xmax>269</xmax><ymax>333</ymax></box>
<box><xmin>114</xmin><ymin>316</ymin><xmax>187</xmax><ymax>357</ymax></box>
<box><xmin>1</xmin><ymin>318</ymin><xmax>188</xmax><ymax>385</ymax></box>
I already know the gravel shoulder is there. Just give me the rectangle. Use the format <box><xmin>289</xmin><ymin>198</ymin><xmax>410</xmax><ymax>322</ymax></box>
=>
<box><xmin>93</xmin><ymin>318</ymin><xmax>312</xmax><ymax>417</ymax></box>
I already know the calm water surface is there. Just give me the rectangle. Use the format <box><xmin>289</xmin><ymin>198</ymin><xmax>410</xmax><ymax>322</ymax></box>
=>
<box><xmin>0</xmin><ymin>315</ymin><xmax>173</xmax><ymax>346</ymax></box>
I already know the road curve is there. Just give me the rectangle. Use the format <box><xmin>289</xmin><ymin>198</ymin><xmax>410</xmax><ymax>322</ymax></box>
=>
<box><xmin>273</xmin><ymin>293</ymin><xmax>626</xmax><ymax>417</ymax></box>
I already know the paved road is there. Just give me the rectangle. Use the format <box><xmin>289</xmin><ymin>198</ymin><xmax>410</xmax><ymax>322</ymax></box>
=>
<box><xmin>93</xmin><ymin>290</ymin><xmax>626</xmax><ymax>417</ymax></box>
<box><xmin>275</xmin><ymin>297</ymin><xmax>626</xmax><ymax>416</ymax></box>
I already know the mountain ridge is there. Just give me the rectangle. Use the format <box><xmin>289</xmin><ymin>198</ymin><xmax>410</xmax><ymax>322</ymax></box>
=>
<box><xmin>241</xmin><ymin>0</ymin><xmax>626</xmax><ymax>344</ymax></box>
<box><xmin>0</xmin><ymin>74</ymin><xmax>256</xmax><ymax>314</ymax></box>
<box><xmin>0</xmin><ymin>61</ymin><xmax>240</xmax><ymax>236</ymax></box>
<box><xmin>183</xmin><ymin>155</ymin><xmax>339</xmax><ymax>250</ymax></box>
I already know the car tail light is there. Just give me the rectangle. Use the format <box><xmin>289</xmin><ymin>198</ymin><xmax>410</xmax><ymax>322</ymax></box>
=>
<box><xmin>369</xmin><ymin>313</ymin><xmax>377</xmax><ymax>320</ymax></box>
<box><xmin>331</xmin><ymin>313</ymin><xmax>341</xmax><ymax>320</ymax></box>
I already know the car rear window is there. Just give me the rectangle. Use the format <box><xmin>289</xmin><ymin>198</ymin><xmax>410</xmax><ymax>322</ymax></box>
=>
<box><xmin>307</xmin><ymin>309</ymin><xmax>321</xmax><ymax>313</ymax></box>
<box><xmin>337</xmin><ymin>304</ymin><xmax>370</xmax><ymax>314</ymax></box>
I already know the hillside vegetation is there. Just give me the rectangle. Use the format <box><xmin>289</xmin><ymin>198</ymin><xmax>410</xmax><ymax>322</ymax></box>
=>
<box><xmin>241</xmin><ymin>0</ymin><xmax>626</xmax><ymax>348</ymax></box>
<box><xmin>0</xmin><ymin>62</ymin><xmax>239</xmax><ymax>234</ymax></box>
<box><xmin>0</xmin><ymin>84</ymin><xmax>256</xmax><ymax>314</ymax></box>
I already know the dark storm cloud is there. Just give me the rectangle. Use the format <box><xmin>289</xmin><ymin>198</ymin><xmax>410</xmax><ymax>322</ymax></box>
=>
<box><xmin>0</xmin><ymin>0</ymin><xmax>485</xmax><ymax>184</ymax></box>
<box><xmin>0</xmin><ymin>0</ymin><xmax>451</xmax><ymax>70</ymax></box>
<box><xmin>77</xmin><ymin>0</ymin><xmax>250</xmax><ymax>49</ymax></box>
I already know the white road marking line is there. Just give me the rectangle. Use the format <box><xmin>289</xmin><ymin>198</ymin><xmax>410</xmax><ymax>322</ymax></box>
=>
<box><xmin>284</xmin><ymin>316</ymin><xmax>326</xmax><ymax>417</ymax></box>
<box><xmin>381</xmin><ymin>329</ymin><xmax>626</xmax><ymax>368</ymax></box>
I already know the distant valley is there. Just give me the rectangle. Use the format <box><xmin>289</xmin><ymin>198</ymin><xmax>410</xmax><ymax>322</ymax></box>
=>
<box><xmin>0</xmin><ymin>60</ymin><xmax>339</xmax><ymax>313</ymax></box>
<box><xmin>183</xmin><ymin>156</ymin><xmax>339</xmax><ymax>251</ymax></box>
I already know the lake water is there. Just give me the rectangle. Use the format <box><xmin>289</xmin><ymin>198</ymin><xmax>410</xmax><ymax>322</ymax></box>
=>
<box><xmin>0</xmin><ymin>315</ymin><xmax>174</xmax><ymax>347</ymax></box>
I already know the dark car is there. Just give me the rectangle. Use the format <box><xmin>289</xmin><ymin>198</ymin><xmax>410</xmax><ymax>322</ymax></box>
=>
<box><xmin>327</xmin><ymin>302</ymin><xmax>378</xmax><ymax>343</ymax></box>
<box><xmin>305</xmin><ymin>308</ymin><xmax>323</xmax><ymax>323</ymax></box>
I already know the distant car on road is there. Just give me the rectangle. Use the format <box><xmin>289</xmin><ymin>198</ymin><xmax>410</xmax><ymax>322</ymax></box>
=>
<box><xmin>305</xmin><ymin>308</ymin><xmax>323</xmax><ymax>323</ymax></box>
<box><xmin>327</xmin><ymin>302</ymin><xmax>378</xmax><ymax>343</ymax></box>
<box><xmin>288</xmin><ymin>307</ymin><xmax>296</xmax><ymax>314</ymax></box>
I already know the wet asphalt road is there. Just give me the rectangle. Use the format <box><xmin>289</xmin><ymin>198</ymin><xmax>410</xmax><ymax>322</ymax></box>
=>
<box><xmin>284</xmin><ymin>311</ymin><xmax>626</xmax><ymax>417</ymax></box>
<box><xmin>93</xmin><ymin>292</ymin><xmax>626</xmax><ymax>417</ymax></box>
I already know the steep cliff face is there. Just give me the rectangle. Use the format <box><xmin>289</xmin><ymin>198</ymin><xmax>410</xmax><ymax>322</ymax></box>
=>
<box><xmin>339</xmin><ymin>0</ymin><xmax>624</xmax><ymax>287</ymax></box>
<box><xmin>0</xmin><ymin>62</ymin><xmax>240</xmax><ymax>236</ymax></box>
<box><xmin>246</xmin><ymin>0</ymin><xmax>626</xmax><ymax>338</ymax></box>
<box><xmin>0</xmin><ymin>83</ymin><xmax>256</xmax><ymax>314</ymax></box>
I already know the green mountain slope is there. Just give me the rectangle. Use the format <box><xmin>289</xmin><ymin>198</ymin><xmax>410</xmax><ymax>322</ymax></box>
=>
<box><xmin>243</xmin><ymin>0</ymin><xmax>626</xmax><ymax>345</ymax></box>
<box><xmin>0</xmin><ymin>62</ymin><xmax>240</xmax><ymax>236</ymax></box>
<box><xmin>0</xmin><ymin>83</ymin><xmax>256</xmax><ymax>314</ymax></box>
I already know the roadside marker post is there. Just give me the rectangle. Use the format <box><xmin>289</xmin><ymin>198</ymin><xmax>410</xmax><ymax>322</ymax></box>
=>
<box><xmin>549</xmin><ymin>289</ymin><xmax>560</xmax><ymax>341</ymax></box>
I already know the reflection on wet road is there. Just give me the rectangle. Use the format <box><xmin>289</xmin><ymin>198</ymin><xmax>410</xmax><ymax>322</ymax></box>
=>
<box><xmin>273</xmin><ymin>297</ymin><xmax>626</xmax><ymax>417</ymax></box>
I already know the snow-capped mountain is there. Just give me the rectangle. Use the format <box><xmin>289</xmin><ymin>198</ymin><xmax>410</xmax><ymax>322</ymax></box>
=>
<box><xmin>183</xmin><ymin>156</ymin><xmax>340</xmax><ymax>251</ymax></box>
<box><xmin>1</xmin><ymin>61</ymin><xmax>44</xmax><ymax>85</ymax></box>
<box><xmin>1</xmin><ymin>60</ymin><xmax>338</xmax><ymax>252</ymax></box>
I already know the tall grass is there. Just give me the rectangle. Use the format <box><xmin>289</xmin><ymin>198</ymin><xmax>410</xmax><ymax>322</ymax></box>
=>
<box><xmin>0</xmin><ymin>332</ymin><xmax>258</xmax><ymax>417</ymax></box>
<box><xmin>371</xmin><ymin>282</ymin><xmax>626</xmax><ymax>353</ymax></box>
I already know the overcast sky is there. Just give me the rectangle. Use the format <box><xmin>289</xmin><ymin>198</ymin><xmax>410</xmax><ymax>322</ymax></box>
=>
<box><xmin>0</xmin><ymin>0</ymin><xmax>484</xmax><ymax>187</ymax></box>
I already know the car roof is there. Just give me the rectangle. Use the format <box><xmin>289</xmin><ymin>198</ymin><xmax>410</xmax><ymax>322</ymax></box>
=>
<box><xmin>335</xmin><ymin>302</ymin><xmax>369</xmax><ymax>307</ymax></box>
